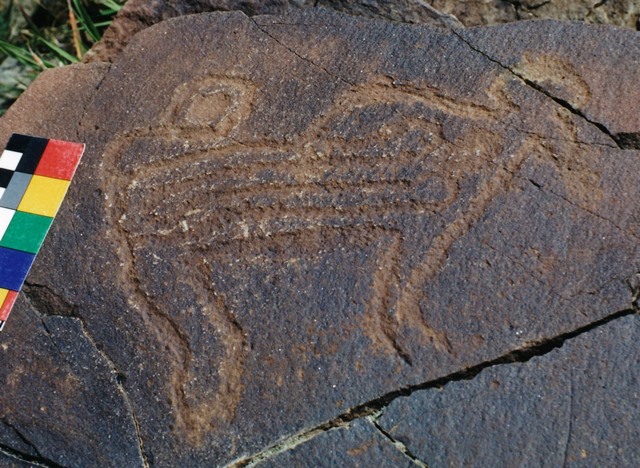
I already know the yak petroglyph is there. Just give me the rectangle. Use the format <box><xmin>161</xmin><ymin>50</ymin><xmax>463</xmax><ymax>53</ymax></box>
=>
<box><xmin>101</xmin><ymin>69</ymin><xmax>596</xmax><ymax>441</ymax></box>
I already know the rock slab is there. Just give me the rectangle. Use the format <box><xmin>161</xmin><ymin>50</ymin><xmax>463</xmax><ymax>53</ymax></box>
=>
<box><xmin>0</xmin><ymin>8</ymin><xmax>639</xmax><ymax>467</ymax></box>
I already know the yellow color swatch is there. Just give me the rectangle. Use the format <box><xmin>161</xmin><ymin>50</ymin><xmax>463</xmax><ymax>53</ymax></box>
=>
<box><xmin>17</xmin><ymin>175</ymin><xmax>70</xmax><ymax>217</ymax></box>
<box><xmin>0</xmin><ymin>288</ymin><xmax>8</xmax><ymax>304</ymax></box>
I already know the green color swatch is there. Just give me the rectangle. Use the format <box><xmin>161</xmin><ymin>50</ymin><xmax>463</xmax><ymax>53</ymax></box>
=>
<box><xmin>0</xmin><ymin>210</ymin><xmax>53</xmax><ymax>254</ymax></box>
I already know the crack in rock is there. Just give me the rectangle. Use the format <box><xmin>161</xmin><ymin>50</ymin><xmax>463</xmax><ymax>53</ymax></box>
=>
<box><xmin>366</xmin><ymin>413</ymin><xmax>430</xmax><ymax>467</ymax></box>
<box><xmin>0</xmin><ymin>442</ymin><xmax>65</xmax><ymax>468</ymax></box>
<box><xmin>481</xmin><ymin>156</ymin><xmax>640</xmax><ymax>245</ymax></box>
<box><xmin>21</xmin><ymin>284</ymin><xmax>150</xmax><ymax>468</ymax></box>
<box><xmin>224</xmin><ymin>416</ymin><xmax>363</xmax><ymax>467</ymax></box>
<box><xmin>249</xmin><ymin>17</ymin><xmax>355</xmax><ymax>87</ymax></box>
<box><xmin>614</xmin><ymin>132</ymin><xmax>640</xmax><ymax>149</ymax></box>
<box><xmin>76</xmin><ymin>62</ymin><xmax>112</xmax><ymax>139</ymax></box>
<box><xmin>448</xmin><ymin>28</ymin><xmax>638</xmax><ymax>150</ymax></box>
<box><xmin>1</xmin><ymin>419</ymin><xmax>45</xmax><ymax>460</ymax></box>
<box><xmin>228</xmin><ymin>287</ymin><xmax>638</xmax><ymax>466</ymax></box>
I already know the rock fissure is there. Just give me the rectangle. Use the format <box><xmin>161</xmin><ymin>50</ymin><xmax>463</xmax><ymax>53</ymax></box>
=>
<box><xmin>510</xmin><ymin>126</ymin><xmax>617</xmax><ymax>149</ymax></box>
<box><xmin>229</xmin><ymin>298</ymin><xmax>638</xmax><ymax>466</ymax></box>
<box><xmin>517</xmin><ymin>76</ymin><xmax>629</xmax><ymax>149</ymax></box>
<box><xmin>526</xmin><ymin>176</ymin><xmax>640</xmax><ymax>243</ymax></box>
<box><xmin>226</xmin><ymin>418</ymin><xmax>358</xmax><ymax>467</ymax></box>
<box><xmin>21</xmin><ymin>287</ymin><xmax>74</xmax><ymax>357</ymax></box>
<box><xmin>73</xmin><ymin>316</ymin><xmax>150</xmax><ymax>468</ymax></box>
<box><xmin>76</xmin><ymin>62</ymin><xmax>112</xmax><ymax>138</ymax></box>
<box><xmin>1</xmin><ymin>419</ymin><xmax>45</xmax><ymax>460</ymax></box>
<box><xmin>448</xmin><ymin>29</ymin><xmax>636</xmax><ymax>150</ymax></box>
<box><xmin>0</xmin><ymin>442</ymin><xmax>65</xmax><ymax>468</ymax></box>
<box><xmin>39</xmin><ymin>318</ymin><xmax>66</xmax><ymax>357</ymax></box>
<box><xmin>249</xmin><ymin>17</ymin><xmax>355</xmax><ymax>87</ymax></box>
<box><xmin>20</xmin><ymin>286</ymin><xmax>150</xmax><ymax>468</ymax></box>
<box><xmin>483</xmin><ymin>158</ymin><xmax>640</xmax><ymax>244</ymax></box>
<box><xmin>366</xmin><ymin>414</ymin><xmax>430</xmax><ymax>467</ymax></box>
<box><xmin>511</xmin><ymin>0</ymin><xmax>553</xmax><ymax>17</ymax></box>
<box><xmin>614</xmin><ymin>132</ymin><xmax>640</xmax><ymax>149</ymax></box>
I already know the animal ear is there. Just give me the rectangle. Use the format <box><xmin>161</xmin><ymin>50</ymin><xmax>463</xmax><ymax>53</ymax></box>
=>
<box><xmin>0</xmin><ymin>134</ymin><xmax>85</xmax><ymax>331</ymax></box>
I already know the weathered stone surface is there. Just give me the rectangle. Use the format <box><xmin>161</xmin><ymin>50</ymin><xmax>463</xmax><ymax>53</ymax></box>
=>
<box><xmin>377</xmin><ymin>313</ymin><xmax>640</xmax><ymax>467</ymax></box>
<box><xmin>0</xmin><ymin>307</ymin><xmax>144</xmax><ymax>466</ymax></box>
<box><xmin>90</xmin><ymin>0</ymin><xmax>640</xmax><ymax>62</ymax></box>
<box><xmin>0</xmin><ymin>7</ymin><xmax>639</xmax><ymax>467</ymax></box>
<box><xmin>88</xmin><ymin>0</ymin><xmax>463</xmax><ymax>61</ymax></box>
<box><xmin>457</xmin><ymin>20</ymin><xmax>640</xmax><ymax>145</ymax></box>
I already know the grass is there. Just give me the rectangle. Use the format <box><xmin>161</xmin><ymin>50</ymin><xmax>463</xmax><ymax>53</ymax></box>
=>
<box><xmin>0</xmin><ymin>0</ymin><xmax>124</xmax><ymax>116</ymax></box>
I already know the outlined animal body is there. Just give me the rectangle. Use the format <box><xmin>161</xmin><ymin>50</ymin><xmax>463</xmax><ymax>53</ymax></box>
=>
<box><xmin>102</xmin><ymin>72</ymin><xmax>583</xmax><ymax>440</ymax></box>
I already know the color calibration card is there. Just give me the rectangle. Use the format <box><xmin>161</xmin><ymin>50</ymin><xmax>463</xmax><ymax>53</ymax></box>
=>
<box><xmin>0</xmin><ymin>134</ymin><xmax>85</xmax><ymax>331</ymax></box>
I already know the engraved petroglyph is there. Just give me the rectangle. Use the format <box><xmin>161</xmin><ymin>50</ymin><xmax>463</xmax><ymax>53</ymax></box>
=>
<box><xmin>101</xmin><ymin>70</ymin><xmax>599</xmax><ymax>440</ymax></box>
<box><xmin>102</xmin><ymin>76</ymin><xmax>257</xmax><ymax>445</ymax></box>
<box><xmin>163</xmin><ymin>76</ymin><xmax>258</xmax><ymax>135</ymax></box>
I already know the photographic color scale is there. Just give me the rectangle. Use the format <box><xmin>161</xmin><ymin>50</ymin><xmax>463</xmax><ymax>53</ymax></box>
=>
<box><xmin>0</xmin><ymin>134</ymin><xmax>84</xmax><ymax>331</ymax></box>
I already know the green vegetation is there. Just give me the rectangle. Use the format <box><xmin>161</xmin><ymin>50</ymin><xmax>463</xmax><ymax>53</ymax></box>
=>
<box><xmin>0</xmin><ymin>0</ymin><xmax>124</xmax><ymax>115</ymax></box>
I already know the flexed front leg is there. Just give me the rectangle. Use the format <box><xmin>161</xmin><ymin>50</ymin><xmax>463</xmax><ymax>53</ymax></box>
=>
<box><xmin>130</xmin><ymin>241</ymin><xmax>247</xmax><ymax>442</ymax></box>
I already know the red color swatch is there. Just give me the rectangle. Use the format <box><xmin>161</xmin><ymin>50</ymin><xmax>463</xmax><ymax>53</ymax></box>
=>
<box><xmin>34</xmin><ymin>139</ymin><xmax>85</xmax><ymax>181</ymax></box>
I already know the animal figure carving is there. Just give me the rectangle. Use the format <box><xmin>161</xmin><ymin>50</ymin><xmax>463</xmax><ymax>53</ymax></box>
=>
<box><xmin>102</xmin><ymin>71</ymin><xmax>590</xmax><ymax>441</ymax></box>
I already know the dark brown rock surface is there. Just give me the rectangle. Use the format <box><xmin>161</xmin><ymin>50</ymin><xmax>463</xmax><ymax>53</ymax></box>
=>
<box><xmin>88</xmin><ymin>0</ymin><xmax>462</xmax><ymax>61</ymax></box>
<box><xmin>0</xmin><ymin>8</ymin><xmax>639</xmax><ymax>467</ymax></box>
<box><xmin>377</xmin><ymin>313</ymin><xmax>640</xmax><ymax>467</ymax></box>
